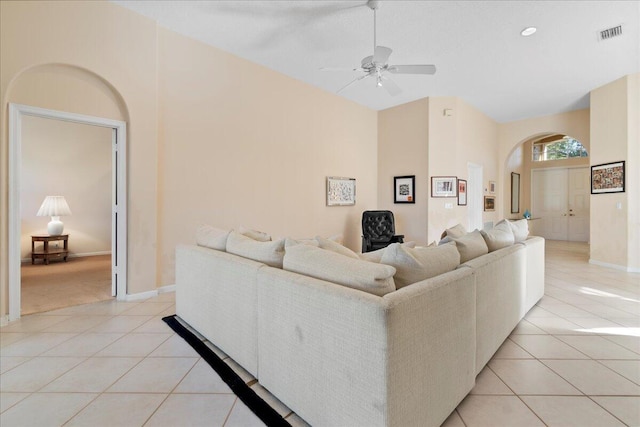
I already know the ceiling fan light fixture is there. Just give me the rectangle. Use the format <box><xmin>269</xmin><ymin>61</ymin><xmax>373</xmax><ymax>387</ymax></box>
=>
<box><xmin>521</xmin><ymin>26</ymin><xmax>537</xmax><ymax>37</ymax></box>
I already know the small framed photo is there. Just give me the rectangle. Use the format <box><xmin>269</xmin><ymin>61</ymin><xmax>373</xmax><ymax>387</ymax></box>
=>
<box><xmin>489</xmin><ymin>181</ymin><xmax>496</xmax><ymax>194</ymax></box>
<box><xmin>591</xmin><ymin>161</ymin><xmax>625</xmax><ymax>194</ymax></box>
<box><xmin>326</xmin><ymin>176</ymin><xmax>356</xmax><ymax>206</ymax></box>
<box><xmin>457</xmin><ymin>179</ymin><xmax>467</xmax><ymax>206</ymax></box>
<box><xmin>484</xmin><ymin>196</ymin><xmax>495</xmax><ymax>211</ymax></box>
<box><xmin>431</xmin><ymin>176</ymin><xmax>457</xmax><ymax>198</ymax></box>
<box><xmin>394</xmin><ymin>175</ymin><xmax>415</xmax><ymax>204</ymax></box>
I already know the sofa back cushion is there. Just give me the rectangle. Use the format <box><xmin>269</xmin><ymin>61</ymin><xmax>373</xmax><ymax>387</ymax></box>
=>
<box><xmin>502</xmin><ymin>219</ymin><xmax>529</xmax><ymax>242</ymax></box>
<box><xmin>238</xmin><ymin>226</ymin><xmax>272</xmax><ymax>242</ymax></box>
<box><xmin>380</xmin><ymin>242</ymin><xmax>460</xmax><ymax>289</ymax></box>
<box><xmin>283</xmin><ymin>244</ymin><xmax>396</xmax><ymax>296</ymax></box>
<box><xmin>226</xmin><ymin>231</ymin><xmax>285</xmax><ymax>268</ymax></box>
<box><xmin>440</xmin><ymin>223</ymin><xmax>467</xmax><ymax>239</ymax></box>
<box><xmin>480</xmin><ymin>221</ymin><xmax>515</xmax><ymax>252</ymax></box>
<box><xmin>315</xmin><ymin>236</ymin><xmax>360</xmax><ymax>259</ymax></box>
<box><xmin>196</xmin><ymin>225</ymin><xmax>230</xmax><ymax>251</ymax></box>
<box><xmin>451</xmin><ymin>230</ymin><xmax>489</xmax><ymax>263</ymax></box>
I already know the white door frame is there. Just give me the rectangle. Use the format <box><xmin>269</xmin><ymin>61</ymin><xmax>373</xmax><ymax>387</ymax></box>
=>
<box><xmin>467</xmin><ymin>163</ymin><xmax>483</xmax><ymax>231</ymax></box>
<box><xmin>8</xmin><ymin>103</ymin><xmax>127</xmax><ymax>321</ymax></box>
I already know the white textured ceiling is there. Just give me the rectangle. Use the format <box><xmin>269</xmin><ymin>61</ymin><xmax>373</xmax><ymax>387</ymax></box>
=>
<box><xmin>114</xmin><ymin>0</ymin><xmax>640</xmax><ymax>123</ymax></box>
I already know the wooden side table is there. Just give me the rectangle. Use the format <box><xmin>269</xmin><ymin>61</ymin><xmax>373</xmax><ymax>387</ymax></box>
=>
<box><xmin>31</xmin><ymin>234</ymin><xmax>69</xmax><ymax>265</ymax></box>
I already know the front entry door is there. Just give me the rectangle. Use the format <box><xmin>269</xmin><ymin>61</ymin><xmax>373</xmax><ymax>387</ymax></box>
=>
<box><xmin>532</xmin><ymin>167</ymin><xmax>589</xmax><ymax>242</ymax></box>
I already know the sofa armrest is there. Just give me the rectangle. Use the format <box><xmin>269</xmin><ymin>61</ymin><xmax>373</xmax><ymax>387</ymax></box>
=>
<box><xmin>176</xmin><ymin>244</ymin><xmax>263</xmax><ymax>377</ymax></box>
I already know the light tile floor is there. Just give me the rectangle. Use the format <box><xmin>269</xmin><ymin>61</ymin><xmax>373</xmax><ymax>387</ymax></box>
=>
<box><xmin>1</xmin><ymin>240</ymin><xmax>639</xmax><ymax>426</ymax></box>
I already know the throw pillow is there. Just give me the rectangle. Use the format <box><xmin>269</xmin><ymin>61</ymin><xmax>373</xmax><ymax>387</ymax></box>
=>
<box><xmin>226</xmin><ymin>231</ymin><xmax>285</xmax><ymax>268</ymax></box>
<box><xmin>502</xmin><ymin>219</ymin><xmax>529</xmax><ymax>242</ymax></box>
<box><xmin>327</xmin><ymin>234</ymin><xmax>344</xmax><ymax>245</ymax></box>
<box><xmin>380</xmin><ymin>242</ymin><xmax>460</xmax><ymax>289</ymax></box>
<box><xmin>237</xmin><ymin>226</ymin><xmax>271</xmax><ymax>242</ymax></box>
<box><xmin>284</xmin><ymin>238</ymin><xmax>320</xmax><ymax>248</ymax></box>
<box><xmin>451</xmin><ymin>230</ymin><xmax>489</xmax><ymax>263</ymax></box>
<box><xmin>441</xmin><ymin>223</ymin><xmax>467</xmax><ymax>239</ymax></box>
<box><xmin>359</xmin><ymin>241</ymin><xmax>417</xmax><ymax>263</ymax></box>
<box><xmin>315</xmin><ymin>236</ymin><xmax>359</xmax><ymax>259</ymax></box>
<box><xmin>283</xmin><ymin>244</ymin><xmax>396</xmax><ymax>296</ymax></box>
<box><xmin>195</xmin><ymin>225</ymin><xmax>229</xmax><ymax>251</ymax></box>
<box><xmin>480</xmin><ymin>221</ymin><xmax>515</xmax><ymax>252</ymax></box>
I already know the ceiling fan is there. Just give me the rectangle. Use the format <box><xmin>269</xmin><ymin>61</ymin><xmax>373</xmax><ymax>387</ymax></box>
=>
<box><xmin>323</xmin><ymin>0</ymin><xmax>436</xmax><ymax>96</ymax></box>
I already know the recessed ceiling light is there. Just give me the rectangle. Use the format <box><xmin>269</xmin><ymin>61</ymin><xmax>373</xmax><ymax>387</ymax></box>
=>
<box><xmin>521</xmin><ymin>27</ymin><xmax>537</xmax><ymax>37</ymax></box>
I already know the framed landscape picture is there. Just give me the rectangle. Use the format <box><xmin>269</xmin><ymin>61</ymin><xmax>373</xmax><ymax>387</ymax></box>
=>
<box><xmin>484</xmin><ymin>196</ymin><xmax>495</xmax><ymax>211</ymax></box>
<box><xmin>326</xmin><ymin>176</ymin><xmax>356</xmax><ymax>206</ymax></box>
<box><xmin>394</xmin><ymin>175</ymin><xmax>415</xmax><ymax>204</ymax></box>
<box><xmin>457</xmin><ymin>179</ymin><xmax>467</xmax><ymax>206</ymax></box>
<box><xmin>591</xmin><ymin>161</ymin><xmax>625</xmax><ymax>194</ymax></box>
<box><xmin>431</xmin><ymin>176</ymin><xmax>457</xmax><ymax>198</ymax></box>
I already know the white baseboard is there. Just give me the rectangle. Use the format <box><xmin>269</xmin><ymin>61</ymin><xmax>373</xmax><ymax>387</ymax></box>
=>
<box><xmin>21</xmin><ymin>251</ymin><xmax>111</xmax><ymax>264</ymax></box>
<box><xmin>122</xmin><ymin>289</ymin><xmax>158</xmax><ymax>302</ymax></box>
<box><xmin>589</xmin><ymin>258</ymin><xmax>640</xmax><ymax>273</ymax></box>
<box><xmin>0</xmin><ymin>315</ymin><xmax>9</xmax><ymax>327</ymax></box>
<box><xmin>158</xmin><ymin>284</ymin><xmax>176</xmax><ymax>294</ymax></box>
<box><xmin>122</xmin><ymin>284</ymin><xmax>176</xmax><ymax>302</ymax></box>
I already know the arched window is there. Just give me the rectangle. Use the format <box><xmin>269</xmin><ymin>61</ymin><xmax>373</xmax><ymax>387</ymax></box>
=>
<box><xmin>532</xmin><ymin>135</ymin><xmax>588</xmax><ymax>162</ymax></box>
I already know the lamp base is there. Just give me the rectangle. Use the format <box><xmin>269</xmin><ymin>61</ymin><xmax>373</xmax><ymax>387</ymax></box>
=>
<box><xmin>47</xmin><ymin>217</ymin><xmax>64</xmax><ymax>236</ymax></box>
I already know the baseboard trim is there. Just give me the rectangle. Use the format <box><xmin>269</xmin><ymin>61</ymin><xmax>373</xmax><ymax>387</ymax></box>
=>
<box><xmin>589</xmin><ymin>258</ymin><xmax>640</xmax><ymax>273</ymax></box>
<box><xmin>21</xmin><ymin>251</ymin><xmax>111</xmax><ymax>264</ymax></box>
<box><xmin>158</xmin><ymin>284</ymin><xmax>176</xmax><ymax>293</ymax></box>
<box><xmin>123</xmin><ymin>285</ymin><xmax>176</xmax><ymax>302</ymax></box>
<box><xmin>123</xmin><ymin>289</ymin><xmax>158</xmax><ymax>302</ymax></box>
<box><xmin>0</xmin><ymin>315</ymin><xmax>9</xmax><ymax>327</ymax></box>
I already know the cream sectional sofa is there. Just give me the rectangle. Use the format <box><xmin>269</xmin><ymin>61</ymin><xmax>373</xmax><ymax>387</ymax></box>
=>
<box><xmin>176</xmin><ymin>229</ymin><xmax>544</xmax><ymax>427</ymax></box>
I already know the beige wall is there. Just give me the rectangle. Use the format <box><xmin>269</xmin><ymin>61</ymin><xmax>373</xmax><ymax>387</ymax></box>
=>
<box><xmin>378</xmin><ymin>99</ymin><xmax>429</xmax><ymax>245</ymax></box>
<box><xmin>1</xmin><ymin>1</ymin><xmax>379</xmax><ymax>317</ymax></box>
<box><xmin>20</xmin><ymin>116</ymin><xmax>112</xmax><ymax>259</ymax></box>
<box><xmin>590</xmin><ymin>74</ymin><xmax>639</xmax><ymax>270</ymax></box>
<box><xmin>427</xmin><ymin>97</ymin><xmax>499</xmax><ymax>243</ymax></box>
<box><xmin>156</xmin><ymin>28</ymin><xmax>378</xmax><ymax>285</ymax></box>
<box><xmin>377</xmin><ymin>97</ymin><xmax>499</xmax><ymax>245</ymax></box>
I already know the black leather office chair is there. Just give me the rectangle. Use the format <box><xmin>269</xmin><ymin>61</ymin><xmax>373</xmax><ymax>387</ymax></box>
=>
<box><xmin>362</xmin><ymin>210</ymin><xmax>404</xmax><ymax>253</ymax></box>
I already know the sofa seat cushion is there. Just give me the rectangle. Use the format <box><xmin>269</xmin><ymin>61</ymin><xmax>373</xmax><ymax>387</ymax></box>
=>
<box><xmin>451</xmin><ymin>230</ymin><xmax>489</xmax><ymax>263</ymax></box>
<box><xmin>226</xmin><ymin>231</ymin><xmax>285</xmax><ymax>268</ymax></box>
<box><xmin>480</xmin><ymin>221</ymin><xmax>515</xmax><ymax>252</ymax></box>
<box><xmin>283</xmin><ymin>244</ymin><xmax>396</xmax><ymax>296</ymax></box>
<box><xmin>196</xmin><ymin>225</ymin><xmax>230</xmax><ymax>251</ymax></box>
<box><xmin>380</xmin><ymin>242</ymin><xmax>460</xmax><ymax>289</ymax></box>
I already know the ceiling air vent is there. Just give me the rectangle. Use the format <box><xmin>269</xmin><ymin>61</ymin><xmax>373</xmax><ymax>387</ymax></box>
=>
<box><xmin>599</xmin><ymin>25</ymin><xmax>623</xmax><ymax>41</ymax></box>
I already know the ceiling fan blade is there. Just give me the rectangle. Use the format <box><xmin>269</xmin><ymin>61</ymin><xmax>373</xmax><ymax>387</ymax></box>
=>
<box><xmin>373</xmin><ymin>46</ymin><xmax>392</xmax><ymax>64</ymax></box>
<box><xmin>381</xmin><ymin>76</ymin><xmax>402</xmax><ymax>96</ymax></box>
<box><xmin>337</xmin><ymin>74</ymin><xmax>370</xmax><ymax>93</ymax></box>
<box><xmin>320</xmin><ymin>66</ymin><xmax>361</xmax><ymax>72</ymax></box>
<box><xmin>387</xmin><ymin>64</ymin><xmax>437</xmax><ymax>75</ymax></box>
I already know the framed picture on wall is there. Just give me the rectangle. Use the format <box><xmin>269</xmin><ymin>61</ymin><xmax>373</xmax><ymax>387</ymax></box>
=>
<box><xmin>457</xmin><ymin>179</ymin><xmax>467</xmax><ymax>206</ymax></box>
<box><xmin>591</xmin><ymin>161</ymin><xmax>625</xmax><ymax>194</ymax></box>
<box><xmin>394</xmin><ymin>175</ymin><xmax>415</xmax><ymax>204</ymax></box>
<box><xmin>431</xmin><ymin>176</ymin><xmax>457</xmax><ymax>198</ymax></box>
<box><xmin>326</xmin><ymin>176</ymin><xmax>356</xmax><ymax>206</ymax></box>
<box><xmin>484</xmin><ymin>196</ymin><xmax>495</xmax><ymax>211</ymax></box>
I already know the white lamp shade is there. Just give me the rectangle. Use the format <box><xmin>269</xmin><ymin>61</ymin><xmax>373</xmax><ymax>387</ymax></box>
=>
<box><xmin>37</xmin><ymin>196</ymin><xmax>72</xmax><ymax>217</ymax></box>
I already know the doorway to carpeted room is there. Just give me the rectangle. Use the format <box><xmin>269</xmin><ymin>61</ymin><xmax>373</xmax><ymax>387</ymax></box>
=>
<box><xmin>21</xmin><ymin>254</ymin><xmax>113</xmax><ymax>315</ymax></box>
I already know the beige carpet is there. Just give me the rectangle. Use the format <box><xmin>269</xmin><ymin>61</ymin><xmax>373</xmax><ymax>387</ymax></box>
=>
<box><xmin>21</xmin><ymin>254</ymin><xmax>113</xmax><ymax>315</ymax></box>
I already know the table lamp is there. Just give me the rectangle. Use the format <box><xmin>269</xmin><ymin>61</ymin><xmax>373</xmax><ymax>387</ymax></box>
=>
<box><xmin>37</xmin><ymin>196</ymin><xmax>72</xmax><ymax>235</ymax></box>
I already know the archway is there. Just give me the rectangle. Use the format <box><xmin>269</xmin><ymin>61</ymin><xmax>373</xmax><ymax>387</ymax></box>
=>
<box><xmin>5</xmin><ymin>64</ymin><xmax>129</xmax><ymax>321</ymax></box>
<box><xmin>504</xmin><ymin>133</ymin><xmax>590</xmax><ymax>242</ymax></box>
